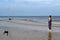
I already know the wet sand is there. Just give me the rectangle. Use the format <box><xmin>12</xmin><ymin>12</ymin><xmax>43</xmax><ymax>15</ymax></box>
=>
<box><xmin>0</xmin><ymin>20</ymin><xmax>60</xmax><ymax>40</ymax></box>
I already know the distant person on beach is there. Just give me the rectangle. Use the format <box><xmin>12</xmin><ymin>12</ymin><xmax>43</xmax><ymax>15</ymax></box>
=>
<box><xmin>48</xmin><ymin>15</ymin><xmax>52</xmax><ymax>30</ymax></box>
<box><xmin>9</xmin><ymin>18</ymin><xmax>11</xmax><ymax>20</ymax></box>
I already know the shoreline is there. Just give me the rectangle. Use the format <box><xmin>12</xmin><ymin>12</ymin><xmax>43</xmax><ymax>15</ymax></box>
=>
<box><xmin>0</xmin><ymin>20</ymin><xmax>60</xmax><ymax>32</ymax></box>
<box><xmin>0</xmin><ymin>19</ymin><xmax>60</xmax><ymax>27</ymax></box>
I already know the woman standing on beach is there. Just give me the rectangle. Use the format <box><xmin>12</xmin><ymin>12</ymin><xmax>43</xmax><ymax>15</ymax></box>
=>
<box><xmin>48</xmin><ymin>15</ymin><xmax>52</xmax><ymax>30</ymax></box>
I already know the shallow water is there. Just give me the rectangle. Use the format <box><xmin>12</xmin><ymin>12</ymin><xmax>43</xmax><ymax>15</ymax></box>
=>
<box><xmin>0</xmin><ymin>20</ymin><xmax>60</xmax><ymax>32</ymax></box>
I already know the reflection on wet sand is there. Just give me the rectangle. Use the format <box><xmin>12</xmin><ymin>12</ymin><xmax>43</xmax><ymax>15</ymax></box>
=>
<box><xmin>48</xmin><ymin>30</ymin><xmax>52</xmax><ymax>40</ymax></box>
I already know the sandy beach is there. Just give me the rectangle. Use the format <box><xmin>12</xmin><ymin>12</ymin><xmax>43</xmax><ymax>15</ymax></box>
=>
<box><xmin>0</xmin><ymin>20</ymin><xmax>60</xmax><ymax>40</ymax></box>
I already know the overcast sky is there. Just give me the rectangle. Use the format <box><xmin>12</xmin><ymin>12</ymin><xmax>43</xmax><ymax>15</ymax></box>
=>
<box><xmin>0</xmin><ymin>0</ymin><xmax>60</xmax><ymax>16</ymax></box>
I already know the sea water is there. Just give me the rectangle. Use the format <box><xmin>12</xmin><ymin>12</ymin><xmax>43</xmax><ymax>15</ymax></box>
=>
<box><xmin>0</xmin><ymin>16</ymin><xmax>60</xmax><ymax>32</ymax></box>
<box><xmin>0</xmin><ymin>16</ymin><xmax>60</xmax><ymax>24</ymax></box>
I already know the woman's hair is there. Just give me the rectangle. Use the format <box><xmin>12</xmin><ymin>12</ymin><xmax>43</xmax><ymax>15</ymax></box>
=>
<box><xmin>49</xmin><ymin>15</ymin><xmax>51</xmax><ymax>17</ymax></box>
